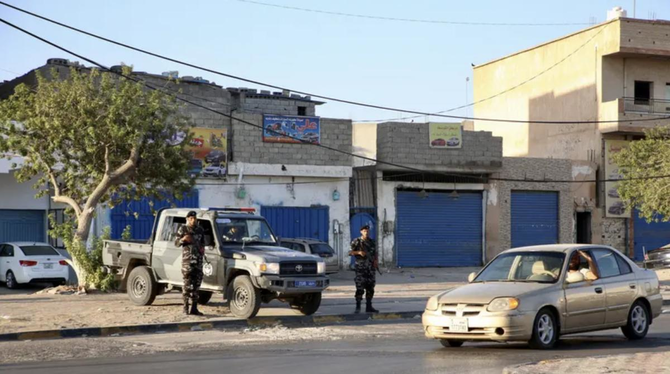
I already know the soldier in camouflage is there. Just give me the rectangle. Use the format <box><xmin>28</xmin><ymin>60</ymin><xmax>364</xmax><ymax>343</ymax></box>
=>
<box><xmin>348</xmin><ymin>225</ymin><xmax>379</xmax><ymax>314</ymax></box>
<box><xmin>176</xmin><ymin>210</ymin><xmax>206</xmax><ymax>316</ymax></box>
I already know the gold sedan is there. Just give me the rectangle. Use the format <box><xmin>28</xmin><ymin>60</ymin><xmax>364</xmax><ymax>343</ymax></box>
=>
<box><xmin>422</xmin><ymin>244</ymin><xmax>663</xmax><ymax>349</ymax></box>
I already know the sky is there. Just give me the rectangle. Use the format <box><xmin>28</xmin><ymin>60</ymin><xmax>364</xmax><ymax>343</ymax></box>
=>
<box><xmin>1</xmin><ymin>0</ymin><xmax>669</xmax><ymax>122</ymax></box>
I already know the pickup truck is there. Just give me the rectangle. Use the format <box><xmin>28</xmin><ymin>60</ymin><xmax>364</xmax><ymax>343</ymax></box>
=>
<box><xmin>102</xmin><ymin>207</ymin><xmax>329</xmax><ymax>319</ymax></box>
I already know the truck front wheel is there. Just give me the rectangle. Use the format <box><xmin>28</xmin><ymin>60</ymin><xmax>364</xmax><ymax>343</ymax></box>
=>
<box><xmin>227</xmin><ymin>275</ymin><xmax>261</xmax><ymax>319</ymax></box>
<box><xmin>290</xmin><ymin>292</ymin><xmax>322</xmax><ymax>316</ymax></box>
<box><xmin>127</xmin><ymin>266</ymin><xmax>157</xmax><ymax>306</ymax></box>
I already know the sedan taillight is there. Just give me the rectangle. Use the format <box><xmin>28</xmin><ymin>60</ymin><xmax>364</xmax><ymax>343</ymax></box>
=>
<box><xmin>19</xmin><ymin>260</ymin><xmax>38</xmax><ymax>267</ymax></box>
<box><xmin>59</xmin><ymin>260</ymin><xmax>68</xmax><ymax>266</ymax></box>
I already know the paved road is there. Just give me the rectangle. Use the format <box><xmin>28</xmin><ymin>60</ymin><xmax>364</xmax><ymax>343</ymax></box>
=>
<box><xmin>3</xmin><ymin>312</ymin><xmax>669</xmax><ymax>374</ymax></box>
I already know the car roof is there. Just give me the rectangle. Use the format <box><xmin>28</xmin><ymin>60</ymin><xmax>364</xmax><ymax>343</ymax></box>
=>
<box><xmin>1</xmin><ymin>242</ymin><xmax>54</xmax><ymax>247</ymax></box>
<box><xmin>502</xmin><ymin>244</ymin><xmax>614</xmax><ymax>254</ymax></box>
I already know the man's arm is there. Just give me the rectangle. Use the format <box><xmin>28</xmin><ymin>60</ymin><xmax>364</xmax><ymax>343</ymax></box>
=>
<box><xmin>348</xmin><ymin>239</ymin><xmax>365</xmax><ymax>257</ymax></box>
<box><xmin>579</xmin><ymin>251</ymin><xmax>599</xmax><ymax>279</ymax></box>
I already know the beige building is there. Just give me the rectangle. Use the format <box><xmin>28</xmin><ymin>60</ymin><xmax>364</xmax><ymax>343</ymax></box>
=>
<box><xmin>473</xmin><ymin>10</ymin><xmax>670</xmax><ymax>260</ymax></box>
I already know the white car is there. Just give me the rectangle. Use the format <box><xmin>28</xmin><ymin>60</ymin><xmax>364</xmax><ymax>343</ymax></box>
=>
<box><xmin>202</xmin><ymin>163</ymin><xmax>226</xmax><ymax>177</ymax></box>
<box><xmin>0</xmin><ymin>242</ymin><xmax>70</xmax><ymax>289</ymax></box>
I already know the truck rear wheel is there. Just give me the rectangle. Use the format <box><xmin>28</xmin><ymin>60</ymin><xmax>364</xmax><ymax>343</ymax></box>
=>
<box><xmin>127</xmin><ymin>266</ymin><xmax>157</xmax><ymax>306</ymax></box>
<box><xmin>290</xmin><ymin>292</ymin><xmax>322</xmax><ymax>316</ymax></box>
<box><xmin>228</xmin><ymin>275</ymin><xmax>261</xmax><ymax>319</ymax></box>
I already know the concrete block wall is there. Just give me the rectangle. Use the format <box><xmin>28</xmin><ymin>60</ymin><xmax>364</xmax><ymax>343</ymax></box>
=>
<box><xmin>485</xmin><ymin>157</ymin><xmax>574</xmax><ymax>259</ymax></box>
<box><xmin>231</xmin><ymin>113</ymin><xmax>352</xmax><ymax>166</ymax></box>
<box><xmin>240</xmin><ymin>96</ymin><xmax>317</xmax><ymax>116</ymax></box>
<box><xmin>376</xmin><ymin>122</ymin><xmax>503</xmax><ymax>171</ymax></box>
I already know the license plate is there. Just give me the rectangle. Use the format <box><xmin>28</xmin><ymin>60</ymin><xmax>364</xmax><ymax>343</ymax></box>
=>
<box><xmin>295</xmin><ymin>280</ymin><xmax>316</xmax><ymax>288</ymax></box>
<box><xmin>43</xmin><ymin>263</ymin><xmax>53</xmax><ymax>269</ymax></box>
<box><xmin>450</xmin><ymin>318</ymin><xmax>468</xmax><ymax>333</ymax></box>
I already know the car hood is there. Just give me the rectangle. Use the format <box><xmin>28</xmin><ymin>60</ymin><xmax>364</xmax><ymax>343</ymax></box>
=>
<box><xmin>437</xmin><ymin>282</ymin><xmax>551</xmax><ymax>304</ymax></box>
<box><xmin>227</xmin><ymin>245</ymin><xmax>321</xmax><ymax>262</ymax></box>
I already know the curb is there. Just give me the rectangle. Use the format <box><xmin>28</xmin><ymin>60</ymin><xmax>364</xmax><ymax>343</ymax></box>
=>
<box><xmin>0</xmin><ymin>310</ymin><xmax>424</xmax><ymax>342</ymax></box>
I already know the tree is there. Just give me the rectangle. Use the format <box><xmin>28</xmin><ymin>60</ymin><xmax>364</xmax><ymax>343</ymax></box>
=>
<box><xmin>612</xmin><ymin>126</ymin><xmax>670</xmax><ymax>222</ymax></box>
<box><xmin>0</xmin><ymin>66</ymin><xmax>194</xmax><ymax>288</ymax></box>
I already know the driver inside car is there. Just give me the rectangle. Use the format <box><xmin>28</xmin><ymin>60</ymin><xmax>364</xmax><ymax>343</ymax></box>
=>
<box><xmin>222</xmin><ymin>226</ymin><xmax>245</xmax><ymax>242</ymax></box>
<box><xmin>566</xmin><ymin>250</ymin><xmax>599</xmax><ymax>283</ymax></box>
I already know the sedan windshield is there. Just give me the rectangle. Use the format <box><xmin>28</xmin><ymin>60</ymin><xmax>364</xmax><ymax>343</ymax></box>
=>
<box><xmin>216</xmin><ymin>218</ymin><xmax>276</xmax><ymax>244</ymax></box>
<box><xmin>474</xmin><ymin>252</ymin><xmax>565</xmax><ymax>283</ymax></box>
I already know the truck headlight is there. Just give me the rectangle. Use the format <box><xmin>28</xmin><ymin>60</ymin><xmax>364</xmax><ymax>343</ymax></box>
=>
<box><xmin>425</xmin><ymin>296</ymin><xmax>439</xmax><ymax>311</ymax></box>
<box><xmin>487</xmin><ymin>297</ymin><xmax>519</xmax><ymax>312</ymax></box>
<box><xmin>317</xmin><ymin>262</ymin><xmax>326</xmax><ymax>274</ymax></box>
<box><xmin>259</xmin><ymin>262</ymin><xmax>280</xmax><ymax>274</ymax></box>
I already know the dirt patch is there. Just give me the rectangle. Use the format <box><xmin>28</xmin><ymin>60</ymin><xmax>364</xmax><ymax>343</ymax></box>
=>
<box><xmin>505</xmin><ymin>352</ymin><xmax>670</xmax><ymax>374</ymax></box>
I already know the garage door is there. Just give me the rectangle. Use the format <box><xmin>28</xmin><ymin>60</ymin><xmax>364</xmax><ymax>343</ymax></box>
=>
<box><xmin>511</xmin><ymin>191</ymin><xmax>559</xmax><ymax>248</ymax></box>
<box><xmin>0</xmin><ymin>210</ymin><xmax>45</xmax><ymax>243</ymax></box>
<box><xmin>261</xmin><ymin>206</ymin><xmax>329</xmax><ymax>242</ymax></box>
<box><xmin>396</xmin><ymin>191</ymin><xmax>483</xmax><ymax>267</ymax></box>
<box><xmin>634</xmin><ymin>211</ymin><xmax>670</xmax><ymax>261</ymax></box>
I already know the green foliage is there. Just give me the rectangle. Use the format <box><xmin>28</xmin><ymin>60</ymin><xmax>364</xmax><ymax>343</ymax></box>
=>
<box><xmin>49</xmin><ymin>216</ymin><xmax>116</xmax><ymax>291</ymax></box>
<box><xmin>121</xmin><ymin>225</ymin><xmax>132</xmax><ymax>241</ymax></box>
<box><xmin>612</xmin><ymin>126</ymin><xmax>670</xmax><ymax>222</ymax></box>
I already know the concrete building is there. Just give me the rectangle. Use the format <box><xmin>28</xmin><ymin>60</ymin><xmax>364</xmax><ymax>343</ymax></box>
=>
<box><xmin>352</xmin><ymin>121</ymin><xmax>573</xmax><ymax>267</ymax></box>
<box><xmin>473</xmin><ymin>9</ymin><xmax>670</xmax><ymax>260</ymax></box>
<box><xmin>0</xmin><ymin>59</ymin><xmax>353</xmax><ymax>267</ymax></box>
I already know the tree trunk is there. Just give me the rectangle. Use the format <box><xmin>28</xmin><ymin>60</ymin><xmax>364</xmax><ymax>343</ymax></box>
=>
<box><xmin>67</xmin><ymin>212</ymin><xmax>95</xmax><ymax>289</ymax></box>
<box><xmin>67</xmin><ymin>247</ymin><xmax>89</xmax><ymax>289</ymax></box>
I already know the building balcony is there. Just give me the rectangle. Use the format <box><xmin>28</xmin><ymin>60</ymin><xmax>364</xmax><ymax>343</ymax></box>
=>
<box><xmin>621</xmin><ymin>97</ymin><xmax>670</xmax><ymax>115</ymax></box>
<box><xmin>599</xmin><ymin>98</ymin><xmax>670</xmax><ymax>134</ymax></box>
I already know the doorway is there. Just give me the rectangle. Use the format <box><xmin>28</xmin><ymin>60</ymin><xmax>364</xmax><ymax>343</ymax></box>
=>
<box><xmin>576</xmin><ymin>212</ymin><xmax>592</xmax><ymax>244</ymax></box>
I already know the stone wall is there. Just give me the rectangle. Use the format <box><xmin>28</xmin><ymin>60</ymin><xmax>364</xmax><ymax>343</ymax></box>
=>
<box><xmin>376</xmin><ymin>122</ymin><xmax>502</xmax><ymax>172</ymax></box>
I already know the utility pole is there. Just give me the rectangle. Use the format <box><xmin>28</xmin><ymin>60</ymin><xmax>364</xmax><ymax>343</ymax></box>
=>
<box><xmin>465</xmin><ymin>77</ymin><xmax>470</xmax><ymax>117</ymax></box>
<box><xmin>633</xmin><ymin>0</ymin><xmax>636</xmax><ymax>18</ymax></box>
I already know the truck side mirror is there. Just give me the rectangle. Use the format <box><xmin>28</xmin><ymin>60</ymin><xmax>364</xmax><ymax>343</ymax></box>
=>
<box><xmin>468</xmin><ymin>272</ymin><xmax>476</xmax><ymax>282</ymax></box>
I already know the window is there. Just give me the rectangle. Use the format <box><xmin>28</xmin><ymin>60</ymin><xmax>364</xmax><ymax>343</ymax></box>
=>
<box><xmin>19</xmin><ymin>245</ymin><xmax>59</xmax><ymax>256</ymax></box>
<box><xmin>297</xmin><ymin>106</ymin><xmax>306</xmax><ymax>116</ymax></box>
<box><xmin>0</xmin><ymin>245</ymin><xmax>8</xmax><ymax>257</ymax></box>
<box><xmin>614</xmin><ymin>252</ymin><xmax>633</xmax><ymax>275</ymax></box>
<box><xmin>310</xmin><ymin>243</ymin><xmax>334</xmax><ymax>256</ymax></box>
<box><xmin>198</xmin><ymin>219</ymin><xmax>215</xmax><ymax>247</ymax></box>
<box><xmin>475</xmin><ymin>252</ymin><xmax>565</xmax><ymax>283</ymax></box>
<box><xmin>159</xmin><ymin>216</ymin><xmax>174</xmax><ymax>241</ymax></box>
<box><xmin>291</xmin><ymin>243</ymin><xmax>306</xmax><ymax>252</ymax></box>
<box><xmin>665</xmin><ymin>83</ymin><xmax>670</xmax><ymax>111</ymax></box>
<box><xmin>634</xmin><ymin>81</ymin><xmax>653</xmax><ymax>105</ymax></box>
<box><xmin>591</xmin><ymin>248</ymin><xmax>621</xmax><ymax>278</ymax></box>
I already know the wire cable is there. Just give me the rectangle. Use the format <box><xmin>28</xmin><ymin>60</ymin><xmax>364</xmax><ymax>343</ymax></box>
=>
<box><xmin>2</xmin><ymin>17</ymin><xmax>670</xmax><ymax>185</ymax></box>
<box><xmin>1</xmin><ymin>2</ymin><xmax>668</xmax><ymax>125</ymax></box>
<box><xmin>234</xmin><ymin>0</ymin><xmax>592</xmax><ymax>27</ymax></box>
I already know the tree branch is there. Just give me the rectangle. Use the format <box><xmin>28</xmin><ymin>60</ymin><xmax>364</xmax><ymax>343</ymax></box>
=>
<box><xmin>104</xmin><ymin>145</ymin><xmax>110</xmax><ymax>175</ymax></box>
<box><xmin>32</xmin><ymin>149</ymin><xmax>82</xmax><ymax>217</ymax></box>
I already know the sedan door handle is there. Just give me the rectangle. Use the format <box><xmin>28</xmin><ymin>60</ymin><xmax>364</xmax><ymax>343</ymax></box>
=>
<box><xmin>629</xmin><ymin>283</ymin><xmax>637</xmax><ymax>289</ymax></box>
<box><xmin>595</xmin><ymin>287</ymin><xmax>603</xmax><ymax>294</ymax></box>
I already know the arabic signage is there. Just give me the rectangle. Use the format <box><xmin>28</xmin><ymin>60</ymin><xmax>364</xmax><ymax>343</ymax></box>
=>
<box><xmin>429</xmin><ymin>123</ymin><xmax>462</xmax><ymax>149</ymax></box>
<box><xmin>262</xmin><ymin>115</ymin><xmax>320</xmax><ymax>144</ymax></box>
<box><xmin>168</xmin><ymin>127</ymin><xmax>227</xmax><ymax>178</ymax></box>
<box><xmin>604</xmin><ymin>139</ymin><xmax>630</xmax><ymax>218</ymax></box>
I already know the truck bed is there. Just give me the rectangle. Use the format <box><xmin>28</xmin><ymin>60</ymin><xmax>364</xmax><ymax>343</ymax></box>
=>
<box><xmin>102</xmin><ymin>240</ymin><xmax>152</xmax><ymax>268</ymax></box>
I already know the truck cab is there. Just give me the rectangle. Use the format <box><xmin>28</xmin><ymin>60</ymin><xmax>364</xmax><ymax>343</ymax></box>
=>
<box><xmin>103</xmin><ymin>207</ymin><xmax>329</xmax><ymax>319</ymax></box>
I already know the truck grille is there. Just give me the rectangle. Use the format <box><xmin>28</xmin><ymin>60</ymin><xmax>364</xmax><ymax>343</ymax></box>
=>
<box><xmin>280</xmin><ymin>262</ymin><xmax>317</xmax><ymax>276</ymax></box>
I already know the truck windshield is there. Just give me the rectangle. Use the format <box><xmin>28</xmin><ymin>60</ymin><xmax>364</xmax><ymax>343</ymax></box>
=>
<box><xmin>216</xmin><ymin>218</ymin><xmax>277</xmax><ymax>244</ymax></box>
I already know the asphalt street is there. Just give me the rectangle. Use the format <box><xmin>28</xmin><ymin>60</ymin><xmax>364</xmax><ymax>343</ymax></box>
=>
<box><xmin>2</xmin><ymin>312</ymin><xmax>669</xmax><ymax>374</ymax></box>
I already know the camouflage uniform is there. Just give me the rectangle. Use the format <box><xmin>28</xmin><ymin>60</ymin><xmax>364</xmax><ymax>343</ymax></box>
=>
<box><xmin>349</xmin><ymin>237</ymin><xmax>377</xmax><ymax>305</ymax></box>
<box><xmin>176</xmin><ymin>223</ymin><xmax>205</xmax><ymax>312</ymax></box>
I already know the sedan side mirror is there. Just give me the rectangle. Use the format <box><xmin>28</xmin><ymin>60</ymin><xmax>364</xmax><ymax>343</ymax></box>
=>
<box><xmin>468</xmin><ymin>272</ymin><xmax>476</xmax><ymax>282</ymax></box>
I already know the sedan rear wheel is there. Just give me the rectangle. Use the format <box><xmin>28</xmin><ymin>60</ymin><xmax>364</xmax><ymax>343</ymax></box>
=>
<box><xmin>5</xmin><ymin>271</ymin><xmax>18</xmax><ymax>289</ymax></box>
<box><xmin>529</xmin><ymin>308</ymin><xmax>557</xmax><ymax>349</ymax></box>
<box><xmin>622</xmin><ymin>301</ymin><xmax>649</xmax><ymax>340</ymax></box>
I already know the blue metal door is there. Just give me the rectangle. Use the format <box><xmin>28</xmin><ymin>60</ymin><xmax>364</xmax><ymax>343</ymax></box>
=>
<box><xmin>261</xmin><ymin>206</ymin><xmax>329</xmax><ymax>242</ymax></box>
<box><xmin>0</xmin><ymin>210</ymin><xmax>45</xmax><ymax>242</ymax></box>
<box><xmin>634</xmin><ymin>211</ymin><xmax>670</xmax><ymax>261</ymax></box>
<box><xmin>110</xmin><ymin>190</ymin><xmax>199</xmax><ymax>240</ymax></box>
<box><xmin>396</xmin><ymin>191</ymin><xmax>482</xmax><ymax>267</ymax></box>
<box><xmin>511</xmin><ymin>191</ymin><xmax>559</xmax><ymax>248</ymax></box>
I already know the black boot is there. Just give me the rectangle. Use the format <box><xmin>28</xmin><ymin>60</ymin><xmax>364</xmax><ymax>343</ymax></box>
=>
<box><xmin>183</xmin><ymin>301</ymin><xmax>190</xmax><ymax>315</ymax></box>
<box><xmin>190</xmin><ymin>301</ymin><xmax>204</xmax><ymax>316</ymax></box>
<box><xmin>354</xmin><ymin>300</ymin><xmax>361</xmax><ymax>314</ymax></box>
<box><xmin>365</xmin><ymin>301</ymin><xmax>379</xmax><ymax>314</ymax></box>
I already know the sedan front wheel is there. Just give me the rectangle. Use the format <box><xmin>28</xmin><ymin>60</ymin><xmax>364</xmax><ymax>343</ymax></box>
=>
<box><xmin>529</xmin><ymin>308</ymin><xmax>558</xmax><ymax>349</ymax></box>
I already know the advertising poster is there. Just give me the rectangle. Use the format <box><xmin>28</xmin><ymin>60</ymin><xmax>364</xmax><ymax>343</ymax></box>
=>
<box><xmin>169</xmin><ymin>127</ymin><xmax>227</xmax><ymax>178</ymax></box>
<box><xmin>604</xmin><ymin>139</ymin><xmax>630</xmax><ymax>218</ymax></box>
<box><xmin>263</xmin><ymin>115</ymin><xmax>320</xmax><ymax>144</ymax></box>
<box><xmin>429</xmin><ymin>123</ymin><xmax>462</xmax><ymax>149</ymax></box>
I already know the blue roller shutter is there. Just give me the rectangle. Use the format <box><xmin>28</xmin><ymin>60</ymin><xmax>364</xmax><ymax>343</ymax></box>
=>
<box><xmin>396</xmin><ymin>191</ymin><xmax>482</xmax><ymax>267</ymax></box>
<box><xmin>633</xmin><ymin>211</ymin><xmax>670</xmax><ymax>261</ymax></box>
<box><xmin>261</xmin><ymin>206</ymin><xmax>329</xmax><ymax>243</ymax></box>
<box><xmin>511</xmin><ymin>191</ymin><xmax>559</xmax><ymax>248</ymax></box>
<box><xmin>110</xmin><ymin>190</ymin><xmax>199</xmax><ymax>240</ymax></box>
<box><xmin>0</xmin><ymin>210</ymin><xmax>46</xmax><ymax>242</ymax></box>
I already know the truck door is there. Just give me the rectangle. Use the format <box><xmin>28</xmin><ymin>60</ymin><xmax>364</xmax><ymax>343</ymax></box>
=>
<box><xmin>152</xmin><ymin>214</ymin><xmax>185</xmax><ymax>283</ymax></box>
<box><xmin>200</xmin><ymin>219</ymin><xmax>224</xmax><ymax>291</ymax></box>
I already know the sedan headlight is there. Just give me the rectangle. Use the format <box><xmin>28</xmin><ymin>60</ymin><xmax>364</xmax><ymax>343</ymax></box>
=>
<box><xmin>259</xmin><ymin>262</ymin><xmax>280</xmax><ymax>274</ymax></box>
<box><xmin>317</xmin><ymin>262</ymin><xmax>326</xmax><ymax>274</ymax></box>
<box><xmin>425</xmin><ymin>296</ymin><xmax>439</xmax><ymax>311</ymax></box>
<box><xmin>487</xmin><ymin>297</ymin><xmax>520</xmax><ymax>312</ymax></box>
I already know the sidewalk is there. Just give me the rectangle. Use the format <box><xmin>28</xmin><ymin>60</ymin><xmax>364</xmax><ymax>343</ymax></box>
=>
<box><xmin>1</xmin><ymin>267</ymin><xmax>668</xmax><ymax>338</ymax></box>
